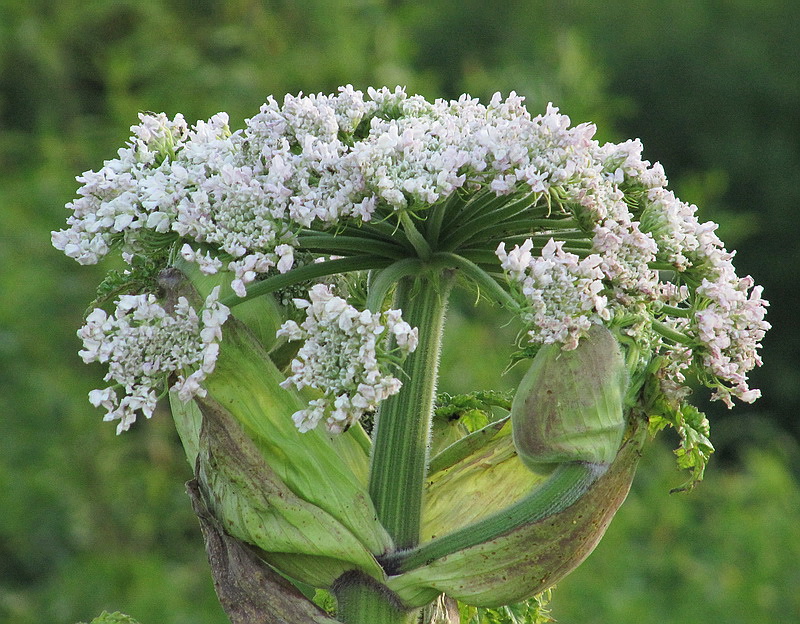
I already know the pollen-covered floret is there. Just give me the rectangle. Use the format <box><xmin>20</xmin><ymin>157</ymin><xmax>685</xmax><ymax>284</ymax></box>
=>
<box><xmin>277</xmin><ymin>284</ymin><xmax>418</xmax><ymax>433</ymax></box>
<box><xmin>79</xmin><ymin>287</ymin><xmax>229</xmax><ymax>433</ymax></box>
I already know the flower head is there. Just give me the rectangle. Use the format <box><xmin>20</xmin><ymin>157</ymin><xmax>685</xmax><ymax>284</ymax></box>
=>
<box><xmin>79</xmin><ymin>287</ymin><xmax>229</xmax><ymax>433</ymax></box>
<box><xmin>497</xmin><ymin>239</ymin><xmax>609</xmax><ymax>349</ymax></box>
<box><xmin>691</xmin><ymin>276</ymin><xmax>769</xmax><ymax>407</ymax></box>
<box><xmin>277</xmin><ymin>284</ymin><xmax>417</xmax><ymax>433</ymax></box>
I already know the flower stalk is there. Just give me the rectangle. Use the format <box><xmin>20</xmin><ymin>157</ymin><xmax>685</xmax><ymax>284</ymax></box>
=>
<box><xmin>368</xmin><ymin>270</ymin><xmax>455</xmax><ymax>550</ymax></box>
<box><xmin>333</xmin><ymin>573</ymin><xmax>420</xmax><ymax>624</ymax></box>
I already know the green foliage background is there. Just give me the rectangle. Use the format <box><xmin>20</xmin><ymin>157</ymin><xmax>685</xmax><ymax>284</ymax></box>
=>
<box><xmin>1</xmin><ymin>1</ymin><xmax>798</xmax><ymax>622</ymax></box>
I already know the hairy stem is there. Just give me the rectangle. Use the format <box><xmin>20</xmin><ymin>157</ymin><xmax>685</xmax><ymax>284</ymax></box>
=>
<box><xmin>333</xmin><ymin>572</ymin><xmax>419</xmax><ymax>624</ymax></box>
<box><xmin>435</xmin><ymin>252</ymin><xmax>519</xmax><ymax>310</ymax></box>
<box><xmin>368</xmin><ymin>270</ymin><xmax>455</xmax><ymax>549</ymax></box>
<box><xmin>366</xmin><ymin>258</ymin><xmax>424</xmax><ymax>312</ymax></box>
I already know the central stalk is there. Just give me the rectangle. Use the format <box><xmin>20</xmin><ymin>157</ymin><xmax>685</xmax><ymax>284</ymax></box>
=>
<box><xmin>368</xmin><ymin>269</ymin><xmax>455</xmax><ymax>550</ymax></box>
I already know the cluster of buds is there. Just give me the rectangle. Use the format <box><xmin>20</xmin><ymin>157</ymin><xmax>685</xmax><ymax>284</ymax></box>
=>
<box><xmin>54</xmin><ymin>87</ymin><xmax>768</xmax><ymax>622</ymax></box>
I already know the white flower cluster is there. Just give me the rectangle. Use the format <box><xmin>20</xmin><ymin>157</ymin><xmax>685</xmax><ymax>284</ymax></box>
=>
<box><xmin>78</xmin><ymin>288</ymin><xmax>230</xmax><ymax>433</ymax></box>
<box><xmin>639</xmin><ymin>189</ymin><xmax>704</xmax><ymax>271</ymax></box>
<box><xmin>593</xmin><ymin>211</ymin><xmax>659</xmax><ymax>301</ymax></box>
<box><xmin>488</xmin><ymin>107</ymin><xmax>769</xmax><ymax>407</ymax></box>
<box><xmin>51</xmin><ymin>110</ymin><xmax>299</xmax><ymax>297</ymax></box>
<box><xmin>496</xmin><ymin>239</ymin><xmax>609</xmax><ymax>349</ymax></box>
<box><xmin>693</xmin><ymin>275</ymin><xmax>769</xmax><ymax>406</ymax></box>
<box><xmin>487</xmin><ymin>108</ymin><xmax>665</xmax><ymax>346</ymax></box>
<box><xmin>637</xmin><ymin>187</ymin><xmax>770</xmax><ymax>407</ymax></box>
<box><xmin>54</xmin><ymin>86</ymin><xmax>769</xmax><ymax>419</ymax></box>
<box><xmin>52</xmin><ymin>88</ymin><xmax>663</xmax><ymax>298</ymax></box>
<box><xmin>277</xmin><ymin>284</ymin><xmax>418</xmax><ymax>433</ymax></box>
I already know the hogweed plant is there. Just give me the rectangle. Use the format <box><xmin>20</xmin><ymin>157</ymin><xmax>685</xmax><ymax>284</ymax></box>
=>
<box><xmin>54</xmin><ymin>87</ymin><xmax>769</xmax><ymax>624</ymax></box>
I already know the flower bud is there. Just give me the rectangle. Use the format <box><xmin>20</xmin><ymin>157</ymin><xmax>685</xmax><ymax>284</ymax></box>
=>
<box><xmin>512</xmin><ymin>323</ymin><xmax>628</xmax><ymax>471</ymax></box>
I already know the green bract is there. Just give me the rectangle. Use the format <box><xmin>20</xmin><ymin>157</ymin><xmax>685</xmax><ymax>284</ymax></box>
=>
<box><xmin>387</xmin><ymin>422</ymin><xmax>645</xmax><ymax>608</ymax></box>
<box><xmin>382</xmin><ymin>325</ymin><xmax>633</xmax><ymax>607</ymax></box>
<box><xmin>512</xmin><ymin>323</ymin><xmax>627</xmax><ymax>471</ymax></box>
<box><xmin>164</xmin><ymin>270</ymin><xmax>392</xmax><ymax>588</ymax></box>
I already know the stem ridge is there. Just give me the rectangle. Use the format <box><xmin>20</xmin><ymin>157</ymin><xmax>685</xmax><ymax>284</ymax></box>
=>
<box><xmin>368</xmin><ymin>272</ymin><xmax>455</xmax><ymax>550</ymax></box>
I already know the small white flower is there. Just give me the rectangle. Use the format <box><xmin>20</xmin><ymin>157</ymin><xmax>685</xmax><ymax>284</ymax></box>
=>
<box><xmin>275</xmin><ymin>244</ymin><xmax>295</xmax><ymax>273</ymax></box>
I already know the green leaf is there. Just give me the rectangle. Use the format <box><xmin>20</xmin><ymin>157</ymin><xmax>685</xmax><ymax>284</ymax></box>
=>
<box><xmin>647</xmin><ymin>393</ymin><xmax>715</xmax><ymax>492</ymax></box>
<box><xmin>457</xmin><ymin>591</ymin><xmax>555</xmax><ymax>624</ymax></box>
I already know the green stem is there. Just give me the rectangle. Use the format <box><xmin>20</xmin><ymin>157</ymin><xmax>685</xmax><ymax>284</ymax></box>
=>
<box><xmin>383</xmin><ymin>462</ymin><xmax>607</xmax><ymax>574</ymax></box>
<box><xmin>480</xmin><ymin>237</ymin><xmax>593</xmax><ymax>259</ymax></box>
<box><xmin>366</xmin><ymin>258</ymin><xmax>424</xmax><ymax>312</ymax></box>
<box><xmin>649</xmin><ymin>261</ymin><xmax>678</xmax><ymax>271</ymax></box>
<box><xmin>424</xmin><ymin>191</ymin><xmax>463</xmax><ymax>246</ymax></box>
<box><xmin>499</xmin><ymin>228</ymin><xmax>589</xmax><ymax>243</ymax></box>
<box><xmin>365</xmin><ymin>220</ymin><xmax>415</xmax><ymax>246</ymax></box>
<box><xmin>434</xmin><ymin>252</ymin><xmax>519</xmax><ymax>310</ymax></box>
<box><xmin>400</xmin><ymin>211</ymin><xmax>433</xmax><ymax>261</ymax></box>
<box><xmin>497</xmin><ymin>231</ymin><xmax>589</xmax><ymax>246</ymax></box>
<box><xmin>331</xmin><ymin>223</ymin><xmax>410</xmax><ymax>246</ymax></box>
<box><xmin>525</xmin><ymin>217</ymin><xmax>579</xmax><ymax>229</ymax></box>
<box><xmin>441</xmin><ymin>193</ymin><xmax>539</xmax><ymax>251</ymax></box>
<box><xmin>658</xmin><ymin>303</ymin><xmax>693</xmax><ymax>318</ymax></box>
<box><xmin>459</xmin><ymin>218</ymin><xmax>580</xmax><ymax>243</ymax></box>
<box><xmin>298</xmin><ymin>234</ymin><xmax>408</xmax><ymax>259</ymax></box>
<box><xmin>368</xmin><ymin>270</ymin><xmax>455</xmax><ymax>550</ymax></box>
<box><xmin>457</xmin><ymin>248</ymin><xmax>506</xmax><ymax>265</ymax></box>
<box><xmin>652</xmin><ymin>319</ymin><xmax>693</xmax><ymax>344</ymax></box>
<box><xmin>447</xmin><ymin>188</ymin><xmax>512</xmax><ymax>234</ymax></box>
<box><xmin>221</xmin><ymin>255</ymin><xmax>391</xmax><ymax>307</ymax></box>
<box><xmin>427</xmin><ymin>417</ymin><xmax>509</xmax><ymax>475</ymax></box>
<box><xmin>334</xmin><ymin>573</ymin><xmax>419</xmax><ymax>624</ymax></box>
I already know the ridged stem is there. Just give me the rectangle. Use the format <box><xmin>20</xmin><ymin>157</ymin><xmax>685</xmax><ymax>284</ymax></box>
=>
<box><xmin>400</xmin><ymin>211</ymin><xmax>433</xmax><ymax>261</ymax></box>
<box><xmin>368</xmin><ymin>270</ymin><xmax>455</xmax><ymax>550</ymax></box>
<box><xmin>298</xmin><ymin>234</ymin><xmax>410</xmax><ymax>259</ymax></box>
<box><xmin>434</xmin><ymin>252</ymin><xmax>518</xmax><ymax>310</ymax></box>
<box><xmin>440</xmin><ymin>192</ymin><xmax>540</xmax><ymax>250</ymax></box>
<box><xmin>366</xmin><ymin>258</ymin><xmax>425</xmax><ymax>312</ymax></box>
<box><xmin>334</xmin><ymin>572</ymin><xmax>419</xmax><ymax>624</ymax></box>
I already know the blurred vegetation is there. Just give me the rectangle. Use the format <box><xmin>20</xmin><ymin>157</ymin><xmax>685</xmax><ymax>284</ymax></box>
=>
<box><xmin>1</xmin><ymin>0</ymin><xmax>798</xmax><ymax>622</ymax></box>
